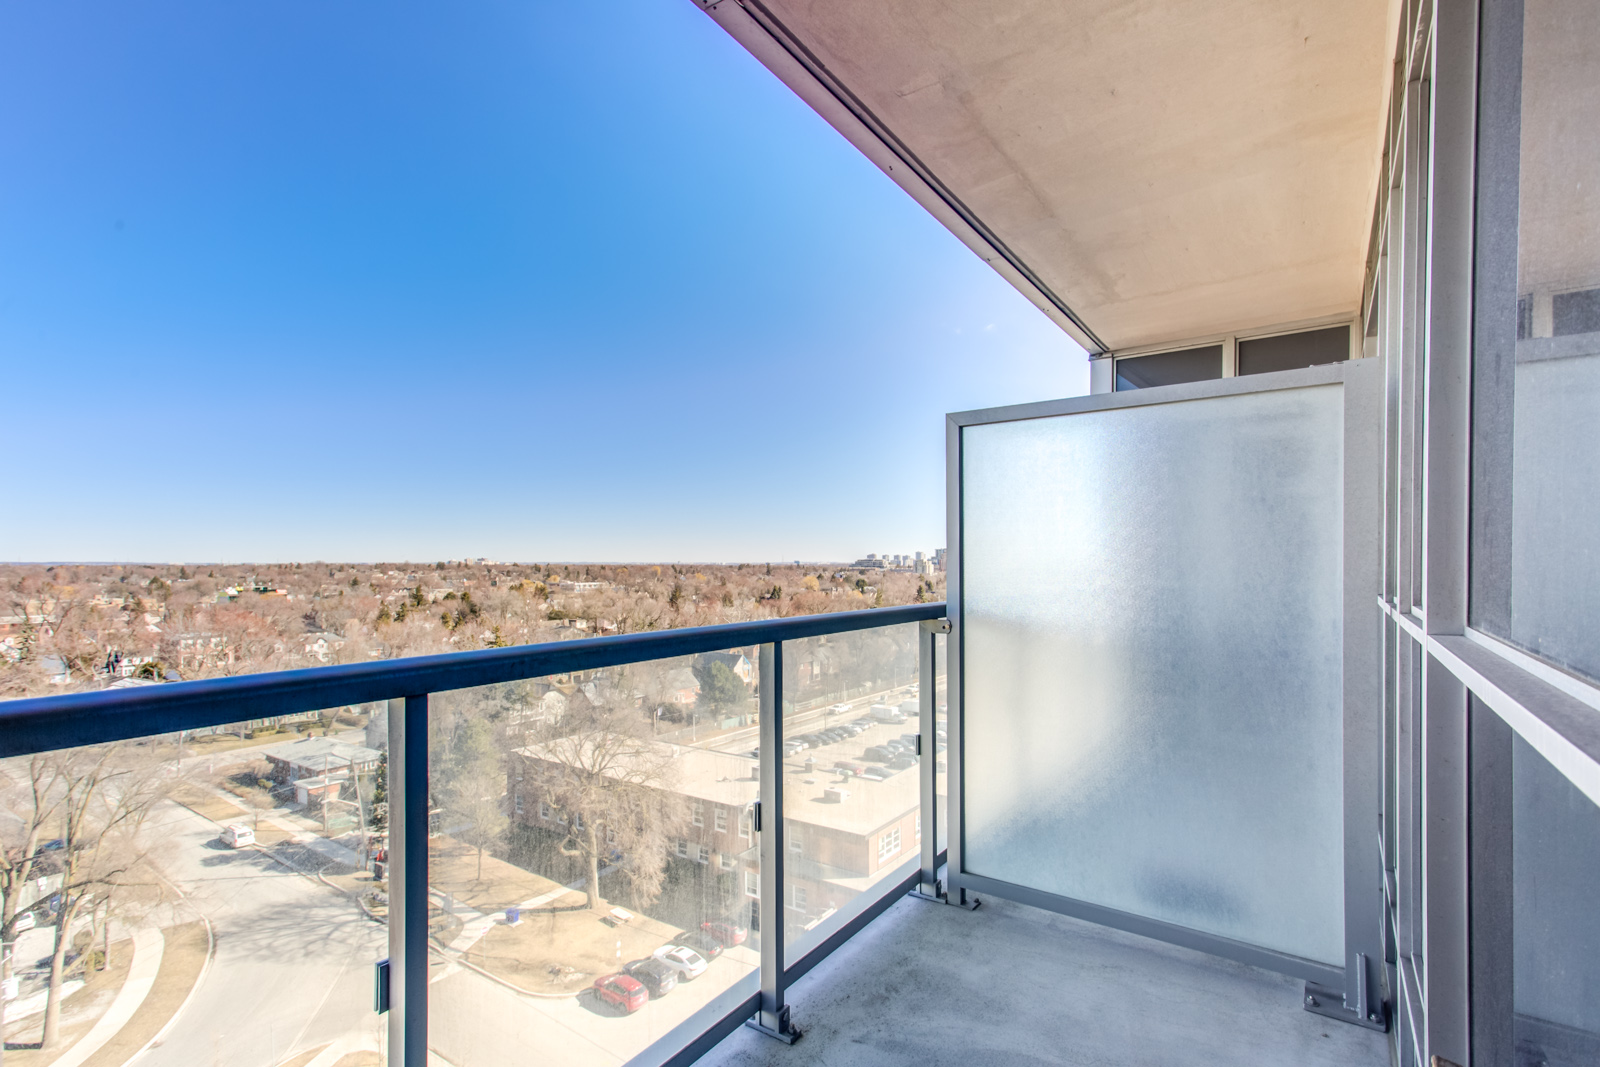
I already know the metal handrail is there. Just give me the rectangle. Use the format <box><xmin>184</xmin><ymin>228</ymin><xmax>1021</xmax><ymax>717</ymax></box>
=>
<box><xmin>0</xmin><ymin>602</ymin><xmax>947</xmax><ymax>757</ymax></box>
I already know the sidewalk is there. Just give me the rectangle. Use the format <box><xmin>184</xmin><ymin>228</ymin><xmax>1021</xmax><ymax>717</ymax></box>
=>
<box><xmin>45</xmin><ymin>928</ymin><xmax>163</xmax><ymax>1067</ymax></box>
<box><xmin>2</xmin><ymin>922</ymin><xmax>210</xmax><ymax>1067</ymax></box>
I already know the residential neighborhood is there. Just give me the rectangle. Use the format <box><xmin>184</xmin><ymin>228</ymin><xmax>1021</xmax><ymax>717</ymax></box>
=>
<box><xmin>0</xmin><ymin>559</ymin><xmax>943</xmax><ymax>1067</ymax></box>
<box><xmin>0</xmin><ymin>557</ymin><xmax>944</xmax><ymax>702</ymax></box>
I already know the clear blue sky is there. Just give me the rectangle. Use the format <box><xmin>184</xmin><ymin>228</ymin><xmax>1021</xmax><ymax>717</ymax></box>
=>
<box><xmin>0</xmin><ymin>0</ymin><xmax>1085</xmax><ymax>564</ymax></box>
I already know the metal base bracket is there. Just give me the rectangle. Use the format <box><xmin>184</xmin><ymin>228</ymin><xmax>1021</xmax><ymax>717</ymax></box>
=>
<box><xmin>948</xmin><ymin>886</ymin><xmax>981</xmax><ymax>910</ymax></box>
<box><xmin>1304</xmin><ymin>981</ymin><xmax>1388</xmax><ymax>1033</ymax></box>
<box><xmin>745</xmin><ymin>1006</ymin><xmax>801</xmax><ymax>1044</ymax></box>
<box><xmin>908</xmin><ymin>880</ymin><xmax>981</xmax><ymax>910</ymax></box>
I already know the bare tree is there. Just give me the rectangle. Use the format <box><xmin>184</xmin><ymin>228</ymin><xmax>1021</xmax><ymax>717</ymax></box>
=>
<box><xmin>0</xmin><ymin>758</ymin><xmax>65</xmax><ymax>1066</ymax></box>
<box><xmin>37</xmin><ymin>746</ymin><xmax>170</xmax><ymax>1050</ymax></box>
<box><xmin>526</xmin><ymin>687</ymin><xmax>686</xmax><ymax>911</ymax></box>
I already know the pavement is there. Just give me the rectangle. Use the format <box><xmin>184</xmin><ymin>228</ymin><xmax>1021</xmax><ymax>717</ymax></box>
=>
<box><xmin>140</xmin><ymin>740</ymin><xmax>765</xmax><ymax>1067</ymax></box>
<box><xmin>133</xmin><ymin>800</ymin><xmax>386</xmax><ymax>1067</ymax></box>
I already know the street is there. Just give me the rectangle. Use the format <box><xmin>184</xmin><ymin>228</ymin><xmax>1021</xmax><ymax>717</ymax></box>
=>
<box><xmin>138</xmin><ymin>800</ymin><xmax>385</xmax><ymax>1067</ymax></box>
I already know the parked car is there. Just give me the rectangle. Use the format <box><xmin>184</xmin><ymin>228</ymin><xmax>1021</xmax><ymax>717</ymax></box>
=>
<box><xmin>861</xmin><ymin>765</ymin><xmax>893</xmax><ymax>781</ymax></box>
<box><xmin>623</xmin><ymin>958</ymin><xmax>678</xmax><ymax>998</ymax></box>
<box><xmin>592</xmin><ymin>973</ymin><xmax>649</xmax><ymax>1013</ymax></box>
<box><xmin>828</xmin><ymin>703</ymin><xmax>852</xmax><ymax>715</ymax></box>
<box><xmin>862</xmin><ymin>746</ymin><xmax>895</xmax><ymax>763</ymax></box>
<box><xmin>652</xmin><ymin>944</ymin><xmax>709</xmax><ymax>980</ymax></box>
<box><xmin>673</xmin><ymin>931</ymin><xmax>724</xmax><ymax>961</ymax></box>
<box><xmin>900</xmin><ymin>733</ymin><xmax>921</xmax><ymax>750</ymax></box>
<box><xmin>834</xmin><ymin>760</ymin><xmax>866</xmax><ymax>776</ymax></box>
<box><xmin>220</xmin><ymin>824</ymin><xmax>255</xmax><ymax>848</ymax></box>
<box><xmin>888</xmin><ymin>754</ymin><xmax>917</xmax><ymax>771</ymax></box>
<box><xmin>782</xmin><ymin>741</ymin><xmax>805</xmax><ymax>757</ymax></box>
<box><xmin>701</xmin><ymin>920</ymin><xmax>748</xmax><ymax>946</ymax></box>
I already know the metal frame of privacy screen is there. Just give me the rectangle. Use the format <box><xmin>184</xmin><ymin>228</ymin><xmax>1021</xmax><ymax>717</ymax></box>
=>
<box><xmin>940</xmin><ymin>361</ymin><xmax>1382</xmax><ymax>1036</ymax></box>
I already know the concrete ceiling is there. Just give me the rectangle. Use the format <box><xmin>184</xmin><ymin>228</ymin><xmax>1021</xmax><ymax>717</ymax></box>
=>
<box><xmin>706</xmin><ymin>0</ymin><xmax>1398</xmax><ymax>354</ymax></box>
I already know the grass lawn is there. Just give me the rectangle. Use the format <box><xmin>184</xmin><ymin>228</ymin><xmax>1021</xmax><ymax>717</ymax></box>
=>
<box><xmin>465</xmin><ymin>907</ymin><xmax>680</xmax><ymax>994</ymax></box>
<box><xmin>72</xmin><ymin>922</ymin><xmax>210</xmax><ymax>1067</ymax></box>
<box><xmin>429</xmin><ymin>837</ymin><xmax>580</xmax><ymax>913</ymax></box>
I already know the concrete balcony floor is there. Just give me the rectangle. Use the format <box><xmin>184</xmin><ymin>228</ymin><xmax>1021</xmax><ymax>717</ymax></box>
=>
<box><xmin>698</xmin><ymin>888</ymin><xmax>1390</xmax><ymax>1067</ymax></box>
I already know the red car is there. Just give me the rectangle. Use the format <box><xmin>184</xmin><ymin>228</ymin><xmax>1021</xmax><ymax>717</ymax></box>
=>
<box><xmin>701</xmin><ymin>920</ymin><xmax>748</xmax><ymax>947</ymax></box>
<box><xmin>593</xmin><ymin>973</ymin><xmax>648</xmax><ymax>1014</ymax></box>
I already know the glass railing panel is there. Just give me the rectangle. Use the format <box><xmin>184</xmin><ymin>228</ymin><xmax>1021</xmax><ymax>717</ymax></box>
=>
<box><xmin>1512</xmin><ymin>734</ymin><xmax>1600</xmax><ymax>1066</ymax></box>
<box><xmin>780</xmin><ymin>623</ymin><xmax>920</xmax><ymax>968</ymax></box>
<box><xmin>961</xmin><ymin>383</ymin><xmax>1347</xmax><ymax>966</ymax></box>
<box><xmin>0</xmin><ymin>722</ymin><xmax>386</xmax><ymax>1066</ymax></box>
<box><xmin>425</xmin><ymin>650</ymin><xmax>760</xmax><ymax>1067</ymax></box>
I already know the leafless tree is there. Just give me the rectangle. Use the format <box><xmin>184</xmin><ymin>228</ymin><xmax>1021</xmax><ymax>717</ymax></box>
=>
<box><xmin>36</xmin><ymin>746</ymin><xmax>171</xmax><ymax>1050</ymax></box>
<box><xmin>0</xmin><ymin>758</ymin><xmax>65</xmax><ymax>1066</ymax></box>
<box><xmin>525</xmin><ymin>683</ymin><xmax>687</xmax><ymax>911</ymax></box>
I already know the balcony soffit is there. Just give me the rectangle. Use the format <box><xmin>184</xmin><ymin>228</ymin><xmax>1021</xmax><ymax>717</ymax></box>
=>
<box><xmin>736</xmin><ymin>0</ymin><xmax>1398</xmax><ymax>353</ymax></box>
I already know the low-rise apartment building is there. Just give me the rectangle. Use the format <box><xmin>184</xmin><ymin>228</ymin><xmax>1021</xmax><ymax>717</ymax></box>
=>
<box><xmin>507</xmin><ymin>725</ymin><xmax>929</xmax><ymax>938</ymax></box>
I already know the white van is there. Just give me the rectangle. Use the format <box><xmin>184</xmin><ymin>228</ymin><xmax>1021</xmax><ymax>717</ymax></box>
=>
<box><xmin>220</xmin><ymin>824</ymin><xmax>256</xmax><ymax>848</ymax></box>
<box><xmin>869</xmin><ymin>703</ymin><xmax>905</xmax><ymax>724</ymax></box>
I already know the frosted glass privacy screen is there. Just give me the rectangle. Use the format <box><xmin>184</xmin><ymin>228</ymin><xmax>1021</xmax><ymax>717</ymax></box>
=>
<box><xmin>962</xmin><ymin>384</ymin><xmax>1345</xmax><ymax>966</ymax></box>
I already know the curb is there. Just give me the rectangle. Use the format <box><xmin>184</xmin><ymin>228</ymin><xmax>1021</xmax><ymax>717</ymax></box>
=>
<box><xmin>315</xmin><ymin>869</ymin><xmax>386</xmax><ymax>925</ymax></box>
<box><xmin>122</xmin><ymin>914</ymin><xmax>214</xmax><ymax>1067</ymax></box>
<box><xmin>428</xmin><ymin>943</ymin><xmax>581</xmax><ymax>1001</ymax></box>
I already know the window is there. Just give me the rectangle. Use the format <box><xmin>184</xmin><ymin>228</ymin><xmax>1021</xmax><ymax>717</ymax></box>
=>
<box><xmin>691</xmin><ymin>800</ymin><xmax>703</xmax><ymax>827</ymax></box>
<box><xmin>513</xmin><ymin>793</ymin><xmax>524</xmax><ymax>815</ymax></box>
<box><xmin>538</xmin><ymin>801</ymin><xmax>552</xmax><ymax>821</ymax></box>
<box><xmin>789</xmin><ymin>832</ymin><xmax>803</xmax><ymax>855</ymax></box>
<box><xmin>789</xmin><ymin>885</ymin><xmax>808</xmax><ymax>911</ymax></box>
<box><xmin>676</xmin><ymin>839</ymin><xmax>689</xmax><ymax>859</ymax></box>
<box><xmin>719</xmin><ymin>853</ymin><xmax>735</xmax><ymax>871</ymax></box>
<box><xmin>714</xmin><ymin>806</ymin><xmax>728</xmax><ymax>834</ymax></box>
<box><xmin>1114</xmin><ymin>345</ymin><xmax>1222</xmax><ymax>391</ymax></box>
<box><xmin>878</xmin><ymin>827</ymin><xmax>902</xmax><ymax>863</ymax></box>
<box><xmin>697</xmin><ymin>844</ymin><xmax>710</xmax><ymax>864</ymax></box>
<box><xmin>745</xmin><ymin>870</ymin><xmax>759</xmax><ymax>898</ymax></box>
<box><xmin>739</xmin><ymin>810</ymin><xmax>752</xmax><ymax>839</ymax></box>
<box><xmin>1236</xmin><ymin>325</ymin><xmax>1350</xmax><ymax>376</ymax></box>
<box><xmin>571</xmin><ymin>812</ymin><xmax>583</xmax><ymax>831</ymax></box>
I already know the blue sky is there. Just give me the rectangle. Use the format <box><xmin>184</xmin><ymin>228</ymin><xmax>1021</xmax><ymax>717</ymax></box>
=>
<box><xmin>0</xmin><ymin>0</ymin><xmax>1085</xmax><ymax>564</ymax></box>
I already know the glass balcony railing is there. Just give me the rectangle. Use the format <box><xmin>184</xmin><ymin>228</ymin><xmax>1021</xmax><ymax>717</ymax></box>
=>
<box><xmin>0</xmin><ymin>603</ymin><xmax>946</xmax><ymax>1067</ymax></box>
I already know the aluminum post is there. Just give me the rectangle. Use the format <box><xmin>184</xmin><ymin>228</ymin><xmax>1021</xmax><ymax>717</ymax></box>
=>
<box><xmin>387</xmin><ymin>694</ymin><xmax>429</xmax><ymax>1066</ymax></box>
<box><xmin>913</xmin><ymin>619</ymin><xmax>950</xmax><ymax>900</ymax></box>
<box><xmin>747</xmin><ymin>642</ymin><xmax>799</xmax><ymax>1043</ymax></box>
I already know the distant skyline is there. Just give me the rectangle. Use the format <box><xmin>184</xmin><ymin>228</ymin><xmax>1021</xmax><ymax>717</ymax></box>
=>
<box><xmin>0</xmin><ymin>1</ymin><xmax>1086</xmax><ymax>564</ymax></box>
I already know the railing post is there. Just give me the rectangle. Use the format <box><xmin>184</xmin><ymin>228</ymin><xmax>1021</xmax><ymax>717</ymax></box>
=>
<box><xmin>387</xmin><ymin>694</ymin><xmax>429</xmax><ymax>1066</ymax></box>
<box><xmin>913</xmin><ymin>619</ymin><xmax>950</xmax><ymax>900</ymax></box>
<box><xmin>747</xmin><ymin>642</ymin><xmax>800</xmax><ymax>1043</ymax></box>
